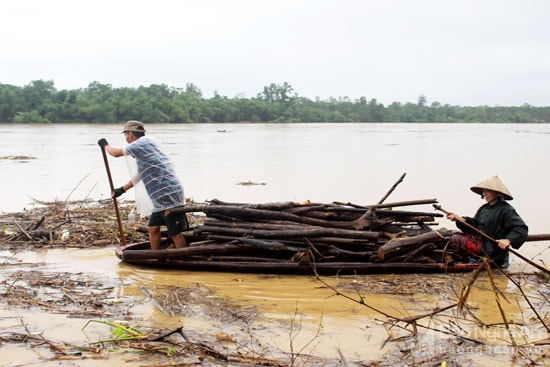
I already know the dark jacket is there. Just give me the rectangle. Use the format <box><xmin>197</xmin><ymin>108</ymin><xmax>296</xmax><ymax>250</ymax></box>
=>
<box><xmin>458</xmin><ymin>200</ymin><xmax>528</xmax><ymax>267</ymax></box>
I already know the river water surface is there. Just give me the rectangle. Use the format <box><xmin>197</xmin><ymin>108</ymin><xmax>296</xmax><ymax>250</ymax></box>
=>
<box><xmin>3</xmin><ymin>123</ymin><xmax>550</xmax><ymax>255</ymax></box>
<box><xmin>1</xmin><ymin>123</ymin><xmax>549</xmax><ymax>366</ymax></box>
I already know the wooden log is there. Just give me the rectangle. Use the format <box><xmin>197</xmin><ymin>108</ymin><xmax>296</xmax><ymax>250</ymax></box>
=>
<box><xmin>377</xmin><ymin>230</ymin><xmax>444</xmax><ymax>261</ymax></box>
<box><xmin>204</xmin><ymin>205</ymin><xmax>364</xmax><ymax>230</ymax></box>
<box><xmin>237</xmin><ymin>237</ymin><xmax>306</xmax><ymax>252</ymax></box>
<box><xmin>189</xmin><ymin>240</ymin><xmax>218</xmax><ymax>247</ymax></box>
<box><xmin>165</xmin><ymin>203</ymin><xmax>209</xmax><ymax>214</ymax></box>
<box><xmin>402</xmin><ymin>243</ymin><xmax>437</xmax><ymax>262</ymax></box>
<box><xmin>305</xmin><ymin>237</ymin><xmax>379</xmax><ymax>248</ymax></box>
<box><xmin>299</xmin><ymin>209</ymin><xmax>441</xmax><ymax>223</ymax></box>
<box><xmin>377</xmin><ymin>172</ymin><xmax>407</xmax><ymax>204</ymax></box>
<box><xmin>120</xmin><ymin>258</ymin><xmax>480</xmax><ymax>275</ymax></box>
<box><xmin>299</xmin><ymin>210</ymin><xmax>360</xmax><ymax>221</ymax></box>
<box><xmin>329</xmin><ymin>207</ymin><xmax>440</xmax><ymax>216</ymax></box>
<box><xmin>379</xmin><ymin>225</ymin><xmax>434</xmax><ymax>238</ymax></box>
<box><xmin>204</xmin><ymin>204</ymin><xmax>424</xmax><ymax>233</ymax></box>
<box><xmin>194</xmin><ymin>223</ymin><xmax>379</xmax><ymax>241</ymax></box>
<box><xmin>326</xmin><ymin>245</ymin><xmax>377</xmax><ymax>260</ymax></box>
<box><xmin>196</xmin><ymin>235</ymin><xmax>377</xmax><ymax>258</ymax></box>
<box><xmin>285</xmin><ymin>205</ymin><xmax>328</xmax><ymax>215</ymax></box>
<box><xmin>352</xmin><ymin>211</ymin><xmax>394</xmax><ymax>230</ymax></box>
<box><xmin>293</xmin><ymin>210</ymin><xmax>349</xmax><ymax>221</ymax></box>
<box><xmin>29</xmin><ymin>229</ymin><xmax>50</xmax><ymax>239</ymax></box>
<box><xmin>332</xmin><ymin>208</ymin><xmax>442</xmax><ymax>218</ymax></box>
<box><xmin>526</xmin><ymin>233</ymin><xmax>550</xmax><ymax>242</ymax></box>
<box><xmin>202</xmin><ymin>219</ymin><xmax>310</xmax><ymax>231</ymax></box>
<box><xmin>167</xmin><ymin>199</ymin><xmax>441</xmax><ymax>217</ymax></box>
<box><xmin>212</xmin><ymin>237</ymin><xmax>372</xmax><ymax>252</ymax></box>
<box><xmin>209</xmin><ymin>198</ymin><xmax>322</xmax><ymax>211</ymax></box>
<box><xmin>202</xmin><ymin>256</ymin><xmax>290</xmax><ymax>262</ymax></box>
<box><xmin>14</xmin><ymin>221</ymin><xmax>36</xmax><ymax>242</ymax></box>
<box><xmin>390</xmin><ymin>215</ymin><xmax>437</xmax><ymax>222</ymax></box>
<box><xmin>332</xmin><ymin>198</ymin><xmax>439</xmax><ymax>210</ymax></box>
<box><xmin>121</xmin><ymin>242</ymin><xmax>254</xmax><ymax>261</ymax></box>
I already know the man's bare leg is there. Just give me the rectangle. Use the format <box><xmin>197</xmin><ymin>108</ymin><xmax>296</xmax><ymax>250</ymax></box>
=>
<box><xmin>149</xmin><ymin>226</ymin><xmax>162</xmax><ymax>250</ymax></box>
<box><xmin>172</xmin><ymin>233</ymin><xmax>188</xmax><ymax>248</ymax></box>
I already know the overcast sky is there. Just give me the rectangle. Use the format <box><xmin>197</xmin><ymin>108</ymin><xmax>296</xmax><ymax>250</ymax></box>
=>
<box><xmin>1</xmin><ymin>0</ymin><xmax>549</xmax><ymax>106</ymax></box>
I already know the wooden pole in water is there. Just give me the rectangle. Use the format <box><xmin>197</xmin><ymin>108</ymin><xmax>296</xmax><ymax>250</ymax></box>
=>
<box><xmin>98</xmin><ymin>143</ymin><xmax>127</xmax><ymax>247</ymax></box>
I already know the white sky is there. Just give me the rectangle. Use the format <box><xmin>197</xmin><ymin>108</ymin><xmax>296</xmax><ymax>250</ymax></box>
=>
<box><xmin>1</xmin><ymin>0</ymin><xmax>549</xmax><ymax>106</ymax></box>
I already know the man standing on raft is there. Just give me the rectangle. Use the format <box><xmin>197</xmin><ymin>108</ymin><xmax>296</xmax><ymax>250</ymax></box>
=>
<box><xmin>98</xmin><ymin>120</ymin><xmax>188</xmax><ymax>250</ymax></box>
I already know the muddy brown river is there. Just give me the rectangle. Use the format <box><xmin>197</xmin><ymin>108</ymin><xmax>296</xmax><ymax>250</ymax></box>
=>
<box><xmin>1</xmin><ymin>243</ymin><xmax>548</xmax><ymax>366</ymax></box>
<box><xmin>1</xmin><ymin>123</ymin><xmax>549</xmax><ymax>366</ymax></box>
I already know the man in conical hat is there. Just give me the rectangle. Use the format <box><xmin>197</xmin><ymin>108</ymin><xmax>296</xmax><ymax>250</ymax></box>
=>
<box><xmin>446</xmin><ymin>175</ymin><xmax>528</xmax><ymax>267</ymax></box>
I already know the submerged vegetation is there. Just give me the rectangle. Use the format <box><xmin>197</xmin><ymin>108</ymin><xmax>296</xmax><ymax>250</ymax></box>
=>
<box><xmin>1</xmin><ymin>79</ymin><xmax>549</xmax><ymax>124</ymax></box>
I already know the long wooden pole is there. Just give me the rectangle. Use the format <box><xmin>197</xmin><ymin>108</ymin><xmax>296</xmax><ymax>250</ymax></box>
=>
<box><xmin>99</xmin><ymin>144</ymin><xmax>127</xmax><ymax>246</ymax></box>
<box><xmin>433</xmin><ymin>204</ymin><xmax>549</xmax><ymax>275</ymax></box>
<box><xmin>524</xmin><ymin>233</ymin><xmax>550</xmax><ymax>242</ymax></box>
<box><xmin>377</xmin><ymin>172</ymin><xmax>406</xmax><ymax>205</ymax></box>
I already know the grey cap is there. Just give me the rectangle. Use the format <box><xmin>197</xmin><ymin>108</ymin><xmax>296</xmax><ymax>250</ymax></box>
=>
<box><xmin>122</xmin><ymin>120</ymin><xmax>146</xmax><ymax>133</ymax></box>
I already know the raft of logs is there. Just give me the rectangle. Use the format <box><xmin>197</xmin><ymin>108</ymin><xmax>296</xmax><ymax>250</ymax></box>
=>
<box><xmin>117</xmin><ymin>197</ymin><xmax>481</xmax><ymax>275</ymax></box>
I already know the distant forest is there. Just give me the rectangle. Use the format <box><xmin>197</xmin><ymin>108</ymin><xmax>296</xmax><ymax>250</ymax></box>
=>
<box><xmin>1</xmin><ymin>80</ymin><xmax>549</xmax><ymax>123</ymax></box>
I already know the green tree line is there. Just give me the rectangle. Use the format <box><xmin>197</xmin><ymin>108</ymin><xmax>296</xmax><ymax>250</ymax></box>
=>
<box><xmin>1</xmin><ymin>80</ymin><xmax>548</xmax><ymax>123</ymax></box>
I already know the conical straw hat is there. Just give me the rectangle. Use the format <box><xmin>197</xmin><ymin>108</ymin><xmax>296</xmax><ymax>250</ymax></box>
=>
<box><xmin>470</xmin><ymin>175</ymin><xmax>513</xmax><ymax>200</ymax></box>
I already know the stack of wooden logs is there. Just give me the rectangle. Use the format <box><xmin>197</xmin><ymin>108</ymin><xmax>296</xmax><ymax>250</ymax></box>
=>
<box><xmin>176</xmin><ymin>197</ymin><xmax>455</xmax><ymax>266</ymax></box>
<box><xmin>119</xmin><ymin>172</ymin><xmax>550</xmax><ymax>274</ymax></box>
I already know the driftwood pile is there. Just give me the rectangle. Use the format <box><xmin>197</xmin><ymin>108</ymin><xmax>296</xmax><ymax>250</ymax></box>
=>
<box><xmin>0</xmin><ymin>199</ymin><xmax>149</xmax><ymax>249</ymax></box>
<box><xmin>120</xmin><ymin>196</ymin><xmax>463</xmax><ymax>274</ymax></box>
<box><xmin>184</xmin><ymin>198</ymin><xmax>451</xmax><ymax>264</ymax></box>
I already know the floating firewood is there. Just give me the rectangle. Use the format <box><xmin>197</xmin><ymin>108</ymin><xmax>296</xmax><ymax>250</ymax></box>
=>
<box><xmin>376</xmin><ymin>230</ymin><xmax>445</xmax><ymax>262</ymax></box>
<box><xmin>326</xmin><ymin>245</ymin><xmax>377</xmax><ymax>260</ymax></box>
<box><xmin>121</xmin><ymin>242</ymin><xmax>253</xmax><ymax>261</ymax></box>
<box><xmin>154</xmin><ymin>187</ymin><xmax>461</xmax><ymax>270</ymax></box>
<box><xmin>195</xmin><ymin>222</ymin><xmax>379</xmax><ymax>241</ymax></box>
<box><xmin>237</xmin><ymin>237</ymin><xmax>306</xmax><ymax>252</ymax></box>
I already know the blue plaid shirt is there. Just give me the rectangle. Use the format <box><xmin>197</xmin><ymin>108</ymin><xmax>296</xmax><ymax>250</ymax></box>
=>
<box><xmin>124</xmin><ymin>136</ymin><xmax>184</xmax><ymax>212</ymax></box>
